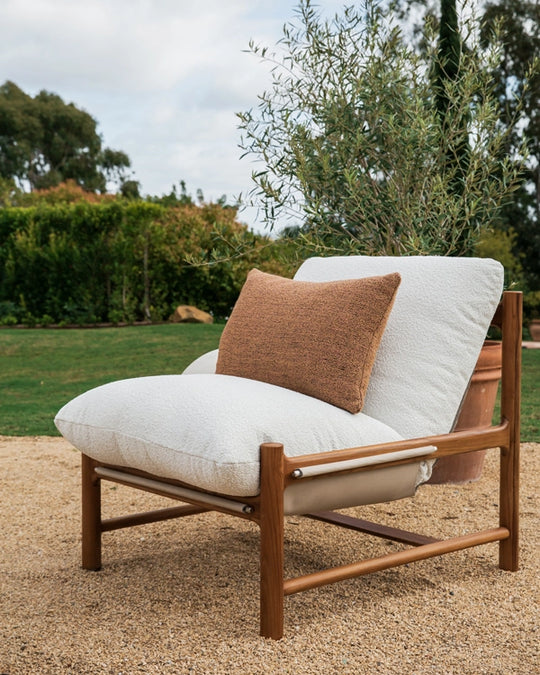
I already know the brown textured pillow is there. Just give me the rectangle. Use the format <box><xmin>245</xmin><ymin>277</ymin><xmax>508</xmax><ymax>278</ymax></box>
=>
<box><xmin>216</xmin><ymin>269</ymin><xmax>401</xmax><ymax>413</ymax></box>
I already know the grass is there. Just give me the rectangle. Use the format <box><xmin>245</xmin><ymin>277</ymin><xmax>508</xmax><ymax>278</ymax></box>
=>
<box><xmin>1</xmin><ymin>326</ymin><xmax>539</xmax><ymax>441</ymax></box>
<box><xmin>0</xmin><ymin>324</ymin><xmax>223</xmax><ymax>436</ymax></box>
<box><xmin>513</xmin><ymin>348</ymin><xmax>540</xmax><ymax>441</ymax></box>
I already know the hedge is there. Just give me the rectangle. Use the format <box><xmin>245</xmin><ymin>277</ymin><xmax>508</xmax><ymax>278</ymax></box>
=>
<box><xmin>0</xmin><ymin>200</ymin><xmax>294</xmax><ymax>325</ymax></box>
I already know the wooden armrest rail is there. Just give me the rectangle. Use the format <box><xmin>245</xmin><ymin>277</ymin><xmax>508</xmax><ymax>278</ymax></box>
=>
<box><xmin>284</xmin><ymin>421</ymin><xmax>510</xmax><ymax>477</ymax></box>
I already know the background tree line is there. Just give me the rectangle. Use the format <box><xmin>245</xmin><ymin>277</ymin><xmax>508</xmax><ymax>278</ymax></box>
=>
<box><xmin>0</xmin><ymin>83</ymin><xmax>295</xmax><ymax>325</ymax></box>
<box><xmin>1</xmin><ymin>1</ymin><xmax>539</xmax><ymax>325</ymax></box>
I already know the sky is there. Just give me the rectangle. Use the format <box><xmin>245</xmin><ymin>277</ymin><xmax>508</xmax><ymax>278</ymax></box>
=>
<box><xmin>0</xmin><ymin>0</ymin><xmax>346</xmax><ymax>232</ymax></box>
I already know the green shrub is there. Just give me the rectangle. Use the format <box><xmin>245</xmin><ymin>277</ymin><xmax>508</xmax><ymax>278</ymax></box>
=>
<box><xmin>0</xmin><ymin>300</ymin><xmax>21</xmax><ymax>325</ymax></box>
<box><xmin>475</xmin><ymin>228</ymin><xmax>523</xmax><ymax>287</ymax></box>
<box><xmin>0</xmin><ymin>199</ymin><xmax>293</xmax><ymax>324</ymax></box>
<box><xmin>524</xmin><ymin>290</ymin><xmax>540</xmax><ymax>322</ymax></box>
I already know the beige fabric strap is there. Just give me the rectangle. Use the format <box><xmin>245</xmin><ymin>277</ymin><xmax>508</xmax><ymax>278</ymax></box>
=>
<box><xmin>94</xmin><ymin>467</ymin><xmax>252</xmax><ymax>514</ymax></box>
<box><xmin>293</xmin><ymin>445</ymin><xmax>436</xmax><ymax>478</ymax></box>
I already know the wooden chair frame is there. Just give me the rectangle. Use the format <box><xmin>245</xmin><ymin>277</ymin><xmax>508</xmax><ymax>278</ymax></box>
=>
<box><xmin>80</xmin><ymin>291</ymin><xmax>521</xmax><ymax>639</ymax></box>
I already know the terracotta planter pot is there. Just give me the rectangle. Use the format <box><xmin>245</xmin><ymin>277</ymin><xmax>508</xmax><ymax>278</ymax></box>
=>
<box><xmin>427</xmin><ymin>340</ymin><xmax>502</xmax><ymax>484</ymax></box>
<box><xmin>529</xmin><ymin>320</ymin><xmax>540</xmax><ymax>342</ymax></box>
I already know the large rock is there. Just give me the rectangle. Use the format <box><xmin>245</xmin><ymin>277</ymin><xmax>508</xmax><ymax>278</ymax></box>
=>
<box><xmin>169</xmin><ymin>305</ymin><xmax>213</xmax><ymax>324</ymax></box>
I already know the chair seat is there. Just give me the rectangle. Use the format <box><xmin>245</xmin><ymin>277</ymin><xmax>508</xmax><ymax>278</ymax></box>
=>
<box><xmin>55</xmin><ymin>373</ymin><xmax>429</xmax><ymax>500</ymax></box>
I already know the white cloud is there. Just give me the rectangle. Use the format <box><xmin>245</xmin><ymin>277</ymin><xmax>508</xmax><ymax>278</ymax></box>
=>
<box><xmin>0</xmin><ymin>0</ymin><xmax>346</xmax><ymax>229</ymax></box>
<box><xmin>2</xmin><ymin>0</ymin><xmax>259</xmax><ymax>92</ymax></box>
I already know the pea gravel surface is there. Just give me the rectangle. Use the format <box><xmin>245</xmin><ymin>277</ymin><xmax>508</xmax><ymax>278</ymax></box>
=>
<box><xmin>1</xmin><ymin>436</ymin><xmax>538</xmax><ymax>675</ymax></box>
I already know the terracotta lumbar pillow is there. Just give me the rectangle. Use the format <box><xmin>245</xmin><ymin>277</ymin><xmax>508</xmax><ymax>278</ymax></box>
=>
<box><xmin>216</xmin><ymin>269</ymin><xmax>401</xmax><ymax>414</ymax></box>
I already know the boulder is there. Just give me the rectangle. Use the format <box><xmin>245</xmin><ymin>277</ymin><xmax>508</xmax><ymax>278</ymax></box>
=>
<box><xmin>169</xmin><ymin>305</ymin><xmax>213</xmax><ymax>324</ymax></box>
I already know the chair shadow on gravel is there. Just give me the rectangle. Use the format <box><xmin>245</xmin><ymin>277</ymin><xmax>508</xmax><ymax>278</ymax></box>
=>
<box><xmin>62</xmin><ymin>512</ymin><xmax>501</xmax><ymax>635</ymax></box>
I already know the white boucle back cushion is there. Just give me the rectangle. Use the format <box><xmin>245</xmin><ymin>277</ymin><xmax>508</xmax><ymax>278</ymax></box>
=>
<box><xmin>55</xmin><ymin>374</ymin><xmax>406</xmax><ymax>496</ymax></box>
<box><xmin>183</xmin><ymin>349</ymin><xmax>219</xmax><ymax>374</ymax></box>
<box><xmin>294</xmin><ymin>256</ymin><xmax>504</xmax><ymax>438</ymax></box>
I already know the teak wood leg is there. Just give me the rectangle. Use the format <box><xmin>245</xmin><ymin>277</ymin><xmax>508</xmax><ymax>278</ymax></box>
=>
<box><xmin>259</xmin><ymin>443</ymin><xmax>285</xmax><ymax>640</ymax></box>
<box><xmin>498</xmin><ymin>291</ymin><xmax>521</xmax><ymax>572</ymax></box>
<box><xmin>499</xmin><ymin>439</ymin><xmax>520</xmax><ymax>571</ymax></box>
<box><xmin>81</xmin><ymin>453</ymin><xmax>102</xmax><ymax>570</ymax></box>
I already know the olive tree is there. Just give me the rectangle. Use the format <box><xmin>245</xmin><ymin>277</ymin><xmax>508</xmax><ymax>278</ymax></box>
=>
<box><xmin>238</xmin><ymin>0</ymin><xmax>535</xmax><ymax>257</ymax></box>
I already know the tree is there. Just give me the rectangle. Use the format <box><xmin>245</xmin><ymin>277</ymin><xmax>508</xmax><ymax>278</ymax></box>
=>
<box><xmin>433</xmin><ymin>0</ymin><xmax>470</xmax><ymax>252</ymax></box>
<box><xmin>0</xmin><ymin>81</ymin><xmax>132</xmax><ymax>193</ymax></box>
<box><xmin>480</xmin><ymin>1</ymin><xmax>540</xmax><ymax>295</ymax></box>
<box><xmin>239</xmin><ymin>0</ymin><xmax>528</xmax><ymax>257</ymax></box>
<box><xmin>434</xmin><ymin>0</ymin><xmax>469</xmax><ymax>179</ymax></box>
<box><xmin>391</xmin><ymin>0</ymin><xmax>540</xmax><ymax>307</ymax></box>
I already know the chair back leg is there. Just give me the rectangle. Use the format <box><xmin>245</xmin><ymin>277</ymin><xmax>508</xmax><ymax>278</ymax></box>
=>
<box><xmin>498</xmin><ymin>291</ymin><xmax>522</xmax><ymax>571</ymax></box>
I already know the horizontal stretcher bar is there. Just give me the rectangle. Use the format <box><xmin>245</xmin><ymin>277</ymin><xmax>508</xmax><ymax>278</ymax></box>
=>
<box><xmin>283</xmin><ymin>527</ymin><xmax>510</xmax><ymax>596</ymax></box>
<box><xmin>101</xmin><ymin>504</ymin><xmax>209</xmax><ymax>532</ymax></box>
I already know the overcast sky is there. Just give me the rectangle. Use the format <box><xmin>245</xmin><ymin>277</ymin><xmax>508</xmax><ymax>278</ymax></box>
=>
<box><xmin>0</xmin><ymin>0</ymin><xmax>346</xmax><ymax>231</ymax></box>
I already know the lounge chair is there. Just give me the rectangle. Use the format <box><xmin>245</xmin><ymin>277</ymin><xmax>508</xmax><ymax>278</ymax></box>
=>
<box><xmin>55</xmin><ymin>255</ymin><xmax>521</xmax><ymax>639</ymax></box>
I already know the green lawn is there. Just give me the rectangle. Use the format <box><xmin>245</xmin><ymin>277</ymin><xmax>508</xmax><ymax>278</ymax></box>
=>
<box><xmin>514</xmin><ymin>348</ymin><xmax>540</xmax><ymax>441</ymax></box>
<box><xmin>0</xmin><ymin>324</ymin><xmax>222</xmax><ymax>436</ymax></box>
<box><xmin>1</xmin><ymin>326</ymin><xmax>539</xmax><ymax>441</ymax></box>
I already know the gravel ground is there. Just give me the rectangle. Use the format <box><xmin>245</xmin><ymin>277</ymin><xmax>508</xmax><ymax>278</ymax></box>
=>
<box><xmin>1</xmin><ymin>436</ymin><xmax>538</xmax><ymax>675</ymax></box>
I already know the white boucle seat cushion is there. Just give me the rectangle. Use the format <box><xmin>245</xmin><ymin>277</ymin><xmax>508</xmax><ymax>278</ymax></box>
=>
<box><xmin>55</xmin><ymin>374</ymin><xmax>410</xmax><ymax>496</ymax></box>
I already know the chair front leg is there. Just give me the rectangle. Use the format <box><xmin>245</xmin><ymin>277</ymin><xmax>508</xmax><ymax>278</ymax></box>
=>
<box><xmin>259</xmin><ymin>443</ymin><xmax>286</xmax><ymax>639</ymax></box>
<box><xmin>81</xmin><ymin>453</ymin><xmax>102</xmax><ymax>570</ymax></box>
